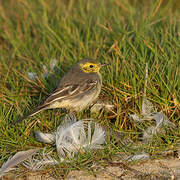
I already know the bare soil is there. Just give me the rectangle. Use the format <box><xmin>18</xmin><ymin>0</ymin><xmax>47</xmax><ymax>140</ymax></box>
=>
<box><xmin>2</xmin><ymin>156</ymin><xmax>180</xmax><ymax>180</ymax></box>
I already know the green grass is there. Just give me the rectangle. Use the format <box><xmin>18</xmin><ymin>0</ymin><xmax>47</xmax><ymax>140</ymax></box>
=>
<box><xmin>0</xmin><ymin>0</ymin><xmax>179</xmax><ymax>178</ymax></box>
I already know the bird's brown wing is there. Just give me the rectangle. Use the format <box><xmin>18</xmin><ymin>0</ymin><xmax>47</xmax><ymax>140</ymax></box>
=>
<box><xmin>43</xmin><ymin>79</ymin><xmax>98</xmax><ymax>105</ymax></box>
<box><xmin>12</xmin><ymin>79</ymin><xmax>98</xmax><ymax>125</ymax></box>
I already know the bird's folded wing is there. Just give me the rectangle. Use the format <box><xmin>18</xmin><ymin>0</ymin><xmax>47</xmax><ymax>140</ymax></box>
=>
<box><xmin>44</xmin><ymin>79</ymin><xmax>98</xmax><ymax>105</ymax></box>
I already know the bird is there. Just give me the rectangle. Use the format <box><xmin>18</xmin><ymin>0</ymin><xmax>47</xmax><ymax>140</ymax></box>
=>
<box><xmin>14</xmin><ymin>58</ymin><xmax>108</xmax><ymax>124</ymax></box>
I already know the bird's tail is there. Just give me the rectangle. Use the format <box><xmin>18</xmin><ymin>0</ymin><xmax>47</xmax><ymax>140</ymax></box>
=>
<box><xmin>12</xmin><ymin>104</ymin><xmax>49</xmax><ymax>125</ymax></box>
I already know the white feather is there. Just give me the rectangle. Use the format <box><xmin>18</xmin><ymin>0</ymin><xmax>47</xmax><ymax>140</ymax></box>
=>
<box><xmin>90</xmin><ymin>100</ymin><xmax>115</xmax><ymax>113</ymax></box>
<box><xmin>56</xmin><ymin>119</ymin><xmax>85</xmax><ymax>157</ymax></box>
<box><xmin>42</xmin><ymin>65</ymin><xmax>48</xmax><ymax>78</ymax></box>
<box><xmin>50</xmin><ymin>58</ymin><xmax>58</xmax><ymax>72</ymax></box>
<box><xmin>23</xmin><ymin>149</ymin><xmax>58</xmax><ymax>171</ymax></box>
<box><xmin>129</xmin><ymin>64</ymin><xmax>176</xmax><ymax>141</ymax></box>
<box><xmin>151</xmin><ymin>112</ymin><xmax>176</xmax><ymax>128</ymax></box>
<box><xmin>0</xmin><ymin>149</ymin><xmax>39</xmax><ymax>177</ymax></box>
<box><xmin>35</xmin><ymin>131</ymin><xmax>55</xmax><ymax>143</ymax></box>
<box><xmin>130</xmin><ymin>98</ymin><xmax>176</xmax><ymax>141</ymax></box>
<box><xmin>35</xmin><ymin>114</ymin><xmax>105</xmax><ymax>158</ymax></box>
<box><xmin>27</xmin><ymin>72</ymin><xmax>38</xmax><ymax>81</ymax></box>
<box><xmin>127</xmin><ymin>152</ymin><xmax>150</xmax><ymax>161</ymax></box>
<box><xmin>89</xmin><ymin>123</ymin><xmax>105</xmax><ymax>149</ymax></box>
<box><xmin>55</xmin><ymin>116</ymin><xmax>105</xmax><ymax>157</ymax></box>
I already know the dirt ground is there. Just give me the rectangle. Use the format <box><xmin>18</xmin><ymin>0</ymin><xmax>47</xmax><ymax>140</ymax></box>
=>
<box><xmin>2</xmin><ymin>156</ymin><xmax>180</xmax><ymax>180</ymax></box>
<box><xmin>66</xmin><ymin>158</ymin><xmax>180</xmax><ymax>180</ymax></box>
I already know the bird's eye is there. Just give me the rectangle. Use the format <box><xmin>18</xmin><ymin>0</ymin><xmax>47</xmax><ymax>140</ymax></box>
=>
<box><xmin>89</xmin><ymin>65</ymin><xmax>94</xmax><ymax>68</ymax></box>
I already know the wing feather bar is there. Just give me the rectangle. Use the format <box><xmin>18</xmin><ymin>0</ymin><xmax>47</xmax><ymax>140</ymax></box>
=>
<box><xmin>43</xmin><ymin>80</ymin><xmax>97</xmax><ymax>105</ymax></box>
<box><xmin>44</xmin><ymin>84</ymin><xmax>79</xmax><ymax>104</ymax></box>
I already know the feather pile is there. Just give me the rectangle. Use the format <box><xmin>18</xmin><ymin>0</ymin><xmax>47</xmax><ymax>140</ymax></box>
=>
<box><xmin>0</xmin><ymin>114</ymin><xmax>105</xmax><ymax>177</ymax></box>
<box><xmin>35</xmin><ymin>113</ymin><xmax>105</xmax><ymax>157</ymax></box>
<box><xmin>129</xmin><ymin>63</ymin><xmax>176</xmax><ymax>142</ymax></box>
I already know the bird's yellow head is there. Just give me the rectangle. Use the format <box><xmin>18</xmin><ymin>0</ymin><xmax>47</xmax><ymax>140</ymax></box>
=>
<box><xmin>79</xmin><ymin>58</ymin><xmax>108</xmax><ymax>73</ymax></box>
<box><xmin>79</xmin><ymin>62</ymin><xmax>102</xmax><ymax>73</ymax></box>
